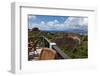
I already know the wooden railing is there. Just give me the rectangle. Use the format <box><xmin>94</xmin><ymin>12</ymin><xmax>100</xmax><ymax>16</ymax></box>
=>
<box><xmin>42</xmin><ymin>36</ymin><xmax>70</xmax><ymax>59</ymax></box>
<box><xmin>29</xmin><ymin>36</ymin><xmax>70</xmax><ymax>59</ymax></box>
<box><xmin>42</xmin><ymin>36</ymin><xmax>50</xmax><ymax>48</ymax></box>
<box><xmin>52</xmin><ymin>45</ymin><xmax>70</xmax><ymax>59</ymax></box>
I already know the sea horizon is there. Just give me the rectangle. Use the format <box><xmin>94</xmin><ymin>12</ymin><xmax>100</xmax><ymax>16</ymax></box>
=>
<box><xmin>40</xmin><ymin>29</ymin><xmax>88</xmax><ymax>35</ymax></box>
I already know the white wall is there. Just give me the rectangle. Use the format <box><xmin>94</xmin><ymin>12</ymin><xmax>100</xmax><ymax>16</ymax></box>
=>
<box><xmin>0</xmin><ymin>0</ymin><xmax>100</xmax><ymax>76</ymax></box>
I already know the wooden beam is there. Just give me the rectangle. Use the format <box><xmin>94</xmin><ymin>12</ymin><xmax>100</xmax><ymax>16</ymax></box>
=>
<box><xmin>52</xmin><ymin>45</ymin><xmax>70</xmax><ymax>59</ymax></box>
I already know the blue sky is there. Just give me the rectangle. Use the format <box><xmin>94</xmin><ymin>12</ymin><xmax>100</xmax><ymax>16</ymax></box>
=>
<box><xmin>28</xmin><ymin>15</ymin><xmax>88</xmax><ymax>31</ymax></box>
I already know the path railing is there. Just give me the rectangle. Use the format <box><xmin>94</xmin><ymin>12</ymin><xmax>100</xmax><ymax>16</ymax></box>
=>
<box><xmin>52</xmin><ymin>45</ymin><xmax>70</xmax><ymax>59</ymax></box>
<box><xmin>29</xmin><ymin>36</ymin><xmax>70</xmax><ymax>59</ymax></box>
<box><xmin>42</xmin><ymin>36</ymin><xmax>70</xmax><ymax>59</ymax></box>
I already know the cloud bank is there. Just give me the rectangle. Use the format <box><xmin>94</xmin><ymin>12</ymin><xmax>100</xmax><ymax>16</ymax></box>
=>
<box><xmin>28</xmin><ymin>16</ymin><xmax>88</xmax><ymax>31</ymax></box>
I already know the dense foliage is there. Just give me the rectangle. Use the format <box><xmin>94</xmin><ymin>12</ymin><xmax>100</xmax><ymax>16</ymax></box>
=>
<box><xmin>28</xmin><ymin>29</ymin><xmax>88</xmax><ymax>59</ymax></box>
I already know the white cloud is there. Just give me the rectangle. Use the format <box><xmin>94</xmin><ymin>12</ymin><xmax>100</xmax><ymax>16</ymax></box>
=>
<box><xmin>29</xmin><ymin>17</ymin><xmax>88</xmax><ymax>31</ymax></box>
<box><xmin>46</xmin><ymin>20</ymin><xmax>59</xmax><ymax>30</ymax></box>
<box><xmin>54</xmin><ymin>20</ymin><xmax>59</xmax><ymax>23</ymax></box>
<box><xmin>82</xmin><ymin>18</ymin><xmax>88</xmax><ymax>25</ymax></box>
<box><xmin>29</xmin><ymin>15</ymin><xmax>37</xmax><ymax>21</ymax></box>
<box><xmin>28</xmin><ymin>16</ymin><xmax>37</xmax><ymax>28</ymax></box>
<box><xmin>30</xmin><ymin>21</ymin><xmax>50</xmax><ymax>30</ymax></box>
<box><xmin>64</xmin><ymin>17</ymin><xmax>88</xmax><ymax>29</ymax></box>
<box><xmin>64</xmin><ymin>17</ymin><xmax>88</xmax><ymax>26</ymax></box>
<box><xmin>41</xmin><ymin>21</ymin><xmax>45</xmax><ymax>25</ymax></box>
<box><xmin>47</xmin><ymin>21</ymin><xmax>54</xmax><ymax>26</ymax></box>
